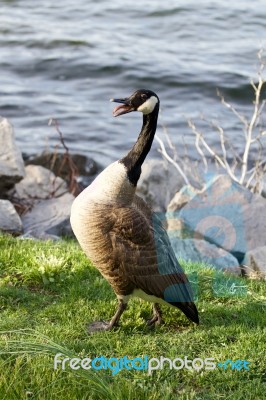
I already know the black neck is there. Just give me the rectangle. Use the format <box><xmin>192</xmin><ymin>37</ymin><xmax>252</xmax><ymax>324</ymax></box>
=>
<box><xmin>120</xmin><ymin>106</ymin><xmax>159</xmax><ymax>186</ymax></box>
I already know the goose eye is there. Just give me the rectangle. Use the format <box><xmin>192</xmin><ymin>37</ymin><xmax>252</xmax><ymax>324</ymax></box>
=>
<box><xmin>141</xmin><ymin>94</ymin><xmax>147</xmax><ymax>100</ymax></box>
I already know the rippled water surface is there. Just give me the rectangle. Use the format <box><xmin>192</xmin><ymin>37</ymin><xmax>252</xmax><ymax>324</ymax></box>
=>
<box><xmin>1</xmin><ymin>0</ymin><xmax>266</xmax><ymax>166</ymax></box>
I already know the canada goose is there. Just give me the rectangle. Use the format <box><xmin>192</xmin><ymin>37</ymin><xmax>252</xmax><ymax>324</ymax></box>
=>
<box><xmin>70</xmin><ymin>89</ymin><xmax>199</xmax><ymax>332</ymax></box>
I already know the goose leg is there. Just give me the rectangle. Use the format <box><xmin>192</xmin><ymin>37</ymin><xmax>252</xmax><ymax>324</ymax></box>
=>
<box><xmin>87</xmin><ymin>300</ymin><xmax>127</xmax><ymax>333</ymax></box>
<box><xmin>146</xmin><ymin>303</ymin><xmax>163</xmax><ymax>326</ymax></box>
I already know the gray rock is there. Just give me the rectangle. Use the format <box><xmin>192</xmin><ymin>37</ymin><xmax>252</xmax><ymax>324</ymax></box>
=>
<box><xmin>0</xmin><ymin>117</ymin><xmax>25</xmax><ymax>194</ymax></box>
<box><xmin>21</xmin><ymin>192</ymin><xmax>75</xmax><ymax>238</ymax></box>
<box><xmin>179</xmin><ymin>174</ymin><xmax>266</xmax><ymax>261</ymax></box>
<box><xmin>46</xmin><ymin>218</ymin><xmax>74</xmax><ymax>238</ymax></box>
<box><xmin>14</xmin><ymin>165</ymin><xmax>68</xmax><ymax>199</ymax></box>
<box><xmin>136</xmin><ymin>159</ymin><xmax>186</xmax><ymax>212</ymax></box>
<box><xmin>24</xmin><ymin>152</ymin><xmax>98</xmax><ymax>177</ymax></box>
<box><xmin>168</xmin><ymin>185</ymin><xmax>199</xmax><ymax>212</ymax></box>
<box><xmin>243</xmin><ymin>246</ymin><xmax>266</xmax><ymax>278</ymax></box>
<box><xmin>167</xmin><ymin>185</ymin><xmax>200</xmax><ymax>232</ymax></box>
<box><xmin>262</xmin><ymin>174</ymin><xmax>266</xmax><ymax>197</ymax></box>
<box><xmin>169</xmin><ymin>236</ymin><xmax>240</xmax><ymax>275</ymax></box>
<box><xmin>18</xmin><ymin>231</ymin><xmax>61</xmax><ymax>241</ymax></box>
<box><xmin>0</xmin><ymin>199</ymin><xmax>23</xmax><ymax>235</ymax></box>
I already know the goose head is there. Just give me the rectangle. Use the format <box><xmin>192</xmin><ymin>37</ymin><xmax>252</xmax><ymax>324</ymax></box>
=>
<box><xmin>111</xmin><ymin>89</ymin><xmax>159</xmax><ymax>117</ymax></box>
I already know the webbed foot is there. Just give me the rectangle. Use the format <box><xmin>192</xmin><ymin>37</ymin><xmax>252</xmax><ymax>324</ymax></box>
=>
<box><xmin>87</xmin><ymin>300</ymin><xmax>127</xmax><ymax>334</ymax></box>
<box><xmin>87</xmin><ymin>320</ymin><xmax>114</xmax><ymax>333</ymax></box>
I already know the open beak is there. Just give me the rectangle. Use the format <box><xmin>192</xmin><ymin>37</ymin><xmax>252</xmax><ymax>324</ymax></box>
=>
<box><xmin>110</xmin><ymin>97</ymin><xmax>134</xmax><ymax>117</ymax></box>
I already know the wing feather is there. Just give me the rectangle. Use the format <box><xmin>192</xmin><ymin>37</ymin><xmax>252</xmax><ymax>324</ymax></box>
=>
<box><xmin>110</xmin><ymin>196</ymin><xmax>196</xmax><ymax>305</ymax></box>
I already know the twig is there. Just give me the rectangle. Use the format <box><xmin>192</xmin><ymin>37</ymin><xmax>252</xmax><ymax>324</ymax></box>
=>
<box><xmin>48</xmin><ymin>119</ymin><xmax>80</xmax><ymax>195</ymax></box>
<box><xmin>194</xmin><ymin>129</ymin><xmax>208</xmax><ymax>172</ymax></box>
<box><xmin>217</xmin><ymin>89</ymin><xmax>249</xmax><ymax>131</ymax></box>
<box><xmin>154</xmin><ymin>133</ymin><xmax>191</xmax><ymax>186</ymax></box>
<box><xmin>161</xmin><ymin>123</ymin><xmax>178</xmax><ymax>162</ymax></box>
<box><xmin>187</xmin><ymin>49</ymin><xmax>266</xmax><ymax>192</ymax></box>
<box><xmin>240</xmin><ymin>71</ymin><xmax>265</xmax><ymax>184</ymax></box>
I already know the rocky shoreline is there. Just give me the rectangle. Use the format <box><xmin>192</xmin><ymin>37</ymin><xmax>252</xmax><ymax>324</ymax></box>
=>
<box><xmin>1</xmin><ymin>116</ymin><xmax>265</xmax><ymax>279</ymax></box>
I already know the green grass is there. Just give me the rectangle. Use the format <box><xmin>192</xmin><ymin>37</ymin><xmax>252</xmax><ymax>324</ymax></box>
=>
<box><xmin>0</xmin><ymin>233</ymin><xmax>265</xmax><ymax>400</ymax></box>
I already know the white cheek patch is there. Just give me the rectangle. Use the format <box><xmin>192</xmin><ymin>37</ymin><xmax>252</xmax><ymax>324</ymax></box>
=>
<box><xmin>137</xmin><ymin>96</ymin><xmax>158</xmax><ymax>115</ymax></box>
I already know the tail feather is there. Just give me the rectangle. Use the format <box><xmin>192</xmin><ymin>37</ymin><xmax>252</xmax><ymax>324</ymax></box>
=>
<box><xmin>169</xmin><ymin>301</ymin><xmax>199</xmax><ymax>324</ymax></box>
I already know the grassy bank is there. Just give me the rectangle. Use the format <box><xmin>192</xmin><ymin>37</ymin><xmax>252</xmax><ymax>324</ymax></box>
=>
<box><xmin>0</xmin><ymin>234</ymin><xmax>265</xmax><ymax>399</ymax></box>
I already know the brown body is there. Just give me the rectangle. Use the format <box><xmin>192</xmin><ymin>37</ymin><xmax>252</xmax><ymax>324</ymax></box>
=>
<box><xmin>70</xmin><ymin>89</ymin><xmax>199</xmax><ymax>331</ymax></box>
<box><xmin>71</xmin><ymin>161</ymin><xmax>197</xmax><ymax>321</ymax></box>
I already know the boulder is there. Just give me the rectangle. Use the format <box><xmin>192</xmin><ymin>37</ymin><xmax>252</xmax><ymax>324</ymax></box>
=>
<box><xmin>168</xmin><ymin>185</ymin><xmax>199</xmax><ymax>212</ymax></box>
<box><xmin>0</xmin><ymin>117</ymin><xmax>25</xmax><ymax>195</ymax></box>
<box><xmin>14</xmin><ymin>165</ymin><xmax>68</xmax><ymax>199</ymax></box>
<box><xmin>167</xmin><ymin>185</ymin><xmax>200</xmax><ymax>232</ymax></box>
<box><xmin>136</xmin><ymin>159</ymin><xmax>186</xmax><ymax>212</ymax></box>
<box><xmin>262</xmin><ymin>174</ymin><xmax>266</xmax><ymax>198</ymax></box>
<box><xmin>0</xmin><ymin>199</ymin><xmax>23</xmax><ymax>235</ymax></box>
<box><xmin>169</xmin><ymin>236</ymin><xmax>240</xmax><ymax>275</ymax></box>
<box><xmin>46</xmin><ymin>218</ymin><xmax>74</xmax><ymax>238</ymax></box>
<box><xmin>24</xmin><ymin>152</ymin><xmax>98</xmax><ymax>186</ymax></box>
<box><xmin>21</xmin><ymin>192</ymin><xmax>75</xmax><ymax>238</ymax></box>
<box><xmin>18</xmin><ymin>231</ymin><xmax>61</xmax><ymax>241</ymax></box>
<box><xmin>179</xmin><ymin>175</ymin><xmax>266</xmax><ymax>261</ymax></box>
<box><xmin>243</xmin><ymin>246</ymin><xmax>266</xmax><ymax>278</ymax></box>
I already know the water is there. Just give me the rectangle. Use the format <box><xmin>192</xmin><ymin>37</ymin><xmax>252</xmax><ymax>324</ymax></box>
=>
<box><xmin>0</xmin><ymin>0</ymin><xmax>266</xmax><ymax>167</ymax></box>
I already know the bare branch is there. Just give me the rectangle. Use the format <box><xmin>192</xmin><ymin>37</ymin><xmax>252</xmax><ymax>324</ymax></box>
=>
<box><xmin>154</xmin><ymin>133</ymin><xmax>191</xmax><ymax>186</ymax></box>
<box><xmin>186</xmin><ymin>50</ymin><xmax>265</xmax><ymax>192</ymax></box>
<box><xmin>188</xmin><ymin>119</ymin><xmax>232</xmax><ymax>173</ymax></box>
<box><xmin>194</xmin><ymin>130</ymin><xmax>208</xmax><ymax>172</ymax></box>
<box><xmin>257</xmin><ymin>99</ymin><xmax>266</xmax><ymax>117</ymax></box>
<box><xmin>48</xmin><ymin>118</ymin><xmax>80</xmax><ymax>195</ymax></box>
<box><xmin>217</xmin><ymin>89</ymin><xmax>249</xmax><ymax>130</ymax></box>
<box><xmin>246</xmin><ymin>167</ymin><xmax>257</xmax><ymax>190</ymax></box>
<box><xmin>240</xmin><ymin>71</ymin><xmax>265</xmax><ymax>184</ymax></box>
